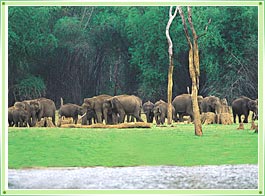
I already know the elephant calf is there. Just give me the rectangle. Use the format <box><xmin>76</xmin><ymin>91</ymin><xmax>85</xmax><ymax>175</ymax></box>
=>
<box><xmin>59</xmin><ymin>103</ymin><xmax>86</xmax><ymax>125</ymax></box>
<box><xmin>143</xmin><ymin>101</ymin><xmax>154</xmax><ymax>123</ymax></box>
<box><xmin>153</xmin><ymin>100</ymin><xmax>176</xmax><ymax>125</ymax></box>
<box><xmin>12</xmin><ymin>107</ymin><xmax>29</xmax><ymax>127</ymax></box>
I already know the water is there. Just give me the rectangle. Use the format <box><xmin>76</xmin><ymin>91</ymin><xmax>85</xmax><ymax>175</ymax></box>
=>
<box><xmin>8</xmin><ymin>164</ymin><xmax>258</xmax><ymax>189</ymax></box>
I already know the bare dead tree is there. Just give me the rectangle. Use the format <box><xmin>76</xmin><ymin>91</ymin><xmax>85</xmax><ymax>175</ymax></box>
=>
<box><xmin>178</xmin><ymin>6</ymin><xmax>211</xmax><ymax>136</ymax></box>
<box><xmin>166</xmin><ymin>6</ymin><xmax>178</xmax><ymax>125</ymax></box>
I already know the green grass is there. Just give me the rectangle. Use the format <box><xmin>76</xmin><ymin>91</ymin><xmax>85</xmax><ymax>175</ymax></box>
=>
<box><xmin>8</xmin><ymin>124</ymin><xmax>258</xmax><ymax>169</ymax></box>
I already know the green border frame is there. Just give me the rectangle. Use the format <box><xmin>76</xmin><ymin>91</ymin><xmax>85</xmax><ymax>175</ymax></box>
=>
<box><xmin>1</xmin><ymin>1</ymin><xmax>264</xmax><ymax>195</ymax></box>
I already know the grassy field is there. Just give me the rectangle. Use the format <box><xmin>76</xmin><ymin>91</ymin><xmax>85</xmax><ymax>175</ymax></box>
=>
<box><xmin>8</xmin><ymin>124</ymin><xmax>258</xmax><ymax>169</ymax></box>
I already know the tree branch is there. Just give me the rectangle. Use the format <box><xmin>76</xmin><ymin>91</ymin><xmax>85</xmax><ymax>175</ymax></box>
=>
<box><xmin>187</xmin><ymin>6</ymin><xmax>197</xmax><ymax>39</ymax></box>
<box><xmin>178</xmin><ymin>7</ymin><xmax>192</xmax><ymax>49</ymax></box>
<box><xmin>166</xmin><ymin>6</ymin><xmax>179</xmax><ymax>56</ymax></box>
<box><xmin>198</xmin><ymin>18</ymin><xmax>212</xmax><ymax>39</ymax></box>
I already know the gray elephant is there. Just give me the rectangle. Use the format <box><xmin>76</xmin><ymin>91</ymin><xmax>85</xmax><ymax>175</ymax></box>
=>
<box><xmin>200</xmin><ymin>96</ymin><xmax>222</xmax><ymax>114</ymax></box>
<box><xmin>153</xmin><ymin>100</ymin><xmax>176</xmax><ymax>125</ymax></box>
<box><xmin>11</xmin><ymin>107</ymin><xmax>29</xmax><ymax>127</ymax></box>
<box><xmin>172</xmin><ymin>94</ymin><xmax>203</xmax><ymax>122</ymax></box>
<box><xmin>29</xmin><ymin>98</ymin><xmax>56</xmax><ymax>126</ymax></box>
<box><xmin>59</xmin><ymin>103</ymin><xmax>86</xmax><ymax>125</ymax></box>
<box><xmin>8</xmin><ymin>106</ymin><xmax>15</xmax><ymax>127</ymax></box>
<box><xmin>83</xmin><ymin>94</ymin><xmax>112</xmax><ymax>124</ymax></box>
<box><xmin>143</xmin><ymin>101</ymin><xmax>154</xmax><ymax>123</ymax></box>
<box><xmin>14</xmin><ymin>101</ymin><xmax>36</xmax><ymax>127</ymax></box>
<box><xmin>102</xmin><ymin>101</ymin><xmax>119</xmax><ymax>125</ymax></box>
<box><xmin>232</xmin><ymin>96</ymin><xmax>258</xmax><ymax>123</ymax></box>
<box><xmin>81</xmin><ymin>107</ymin><xmax>97</xmax><ymax>125</ymax></box>
<box><xmin>103</xmin><ymin>95</ymin><xmax>143</xmax><ymax>123</ymax></box>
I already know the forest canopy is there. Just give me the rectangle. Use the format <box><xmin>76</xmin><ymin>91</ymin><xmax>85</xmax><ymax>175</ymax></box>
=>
<box><xmin>8</xmin><ymin>6</ymin><xmax>258</xmax><ymax>107</ymax></box>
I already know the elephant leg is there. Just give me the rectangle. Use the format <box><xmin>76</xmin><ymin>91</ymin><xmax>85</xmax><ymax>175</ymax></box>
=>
<box><xmin>179</xmin><ymin>113</ymin><xmax>184</xmax><ymax>122</ymax></box>
<box><xmin>88</xmin><ymin>118</ymin><xmax>92</xmax><ymax>125</ymax></box>
<box><xmin>31</xmin><ymin>114</ymin><xmax>37</xmax><ymax>126</ymax></box>
<box><xmin>133</xmin><ymin>112</ymin><xmax>144</xmax><ymax>122</ymax></box>
<box><xmin>243</xmin><ymin>112</ymin><xmax>249</xmax><ymax>123</ymax></box>
<box><xmin>95</xmin><ymin>111</ymin><xmax>103</xmax><ymax>124</ymax></box>
<box><xmin>150</xmin><ymin>114</ymin><xmax>154</xmax><ymax>123</ymax></box>
<box><xmin>119</xmin><ymin>111</ymin><xmax>126</xmax><ymax>123</ymax></box>
<box><xmin>145</xmin><ymin>114</ymin><xmax>149</xmax><ymax>123</ymax></box>
<box><xmin>28</xmin><ymin>118</ymin><xmax>33</xmax><ymax>127</ymax></box>
<box><xmin>161</xmin><ymin>113</ymin><xmax>166</xmax><ymax>124</ymax></box>
<box><xmin>233</xmin><ymin>114</ymin><xmax>237</xmax><ymax>123</ymax></box>
<box><xmin>190</xmin><ymin>113</ymin><xmax>194</xmax><ymax>122</ymax></box>
<box><xmin>238</xmin><ymin>114</ymin><xmax>242</xmax><ymax>123</ymax></box>
<box><xmin>126</xmin><ymin>115</ymin><xmax>130</xmax><ymax>122</ymax></box>
<box><xmin>155</xmin><ymin>115</ymin><xmax>160</xmax><ymax>125</ymax></box>
<box><xmin>52</xmin><ymin>114</ymin><xmax>56</xmax><ymax>126</ymax></box>
<box><xmin>111</xmin><ymin>113</ymin><xmax>118</xmax><ymax>124</ymax></box>
<box><xmin>38</xmin><ymin>111</ymin><xmax>43</xmax><ymax>122</ymax></box>
<box><xmin>73</xmin><ymin>116</ymin><xmax>78</xmax><ymax>124</ymax></box>
<box><xmin>81</xmin><ymin>114</ymin><xmax>88</xmax><ymax>125</ymax></box>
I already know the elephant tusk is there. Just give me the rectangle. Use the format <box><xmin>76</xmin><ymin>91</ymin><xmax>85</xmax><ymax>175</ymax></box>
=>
<box><xmin>79</xmin><ymin>112</ymin><xmax>87</xmax><ymax>119</ymax></box>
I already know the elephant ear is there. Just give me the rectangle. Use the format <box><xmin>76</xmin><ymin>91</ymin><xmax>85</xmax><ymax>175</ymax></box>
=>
<box><xmin>30</xmin><ymin>100</ymin><xmax>41</xmax><ymax>111</ymax></box>
<box><xmin>248</xmin><ymin>100</ymin><xmax>257</xmax><ymax>111</ymax></box>
<box><xmin>110</xmin><ymin>98</ymin><xmax>118</xmax><ymax>109</ymax></box>
<box><xmin>104</xmin><ymin>99</ymin><xmax>112</xmax><ymax>108</ymax></box>
<box><xmin>84</xmin><ymin>99</ymin><xmax>94</xmax><ymax>109</ymax></box>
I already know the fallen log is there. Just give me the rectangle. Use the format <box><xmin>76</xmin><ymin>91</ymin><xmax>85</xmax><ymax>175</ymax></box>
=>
<box><xmin>60</xmin><ymin>122</ymin><xmax>152</xmax><ymax>129</ymax></box>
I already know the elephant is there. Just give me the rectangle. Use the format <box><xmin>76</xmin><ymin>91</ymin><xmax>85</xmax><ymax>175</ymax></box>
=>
<box><xmin>29</xmin><ymin>98</ymin><xmax>56</xmax><ymax>126</ymax></box>
<box><xmin>58</xmin><ymin>103</ymin><xmax>86</xmax><ymax>125</ymax></box>
<box><xmin>200</xmin><ymin>96</ymin><xmax>222</xmax><ymax>114</ymax></box>
<box><xmin>172</xmin><ymin>94</ymin><xmax>203</xmax><ymax>122</ymax></box>
<box><xmin>81</xmin><ymin>106</ymin><xmax>97</xmax><ymax>125</ymax></box>
<box><xmin>102</xmin><ymin>101</ymin><xmax>119</xmax><ymax>124</ymax></box>
<box><xmin>232</xmin><ymin>96</ymin><xmax>258</xmax><ymax>123</ymax></box>
<box><xmin>83</xmin><ymin>94</ymin><xmax>112</xmax><ymax>124</ymax></box>
<box><xmin>11</xmin><ymin>107</ymin><xmax>29</xmax><ymax>127</ymax></box>
<box><xmin>103</xmin><ymin>95</ymin><xmax>143</xmax><ymax>123</ymax></box>
<box><xmin>153</xmin><ymin>100</ymin><xmax>176</xmax><ymax>125</ymax></box>
<box><xmin>8</xmin><ymin>106</ymin><xmax>15</xmax><ymax>127</ymax></box>
<box><xmin>14</xmin><ymin>101</ymin><xmax>35</xmax><ymax>127</ymax></box>
<box><xmin>143</xmin><ymin>101</ymin><xmax>154</xmax><ymax>123</ymax></box>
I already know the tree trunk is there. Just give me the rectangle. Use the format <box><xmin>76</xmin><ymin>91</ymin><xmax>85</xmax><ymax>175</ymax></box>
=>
<box><xmin>178</xmin><ymin>6</ymin><xmax>208</xmax><ymax>136</ymax></box>
<box><xmin>189</xmin><ymin>48</ymin><xmax>202</xmax><ymax>136</ymax></box>
<box><xmin>167</xmin><ymin>56</ymin><xmax>174</xmax><ymax>124</ymax></box>
<box><xmin>192</xmin><ymin>38</ymin><xmax>202</xmax><ymax>136</ymax></box>
<box><xmin>166</xmin><ymin>6</ymin><xmax>178</xmax><ymax>125</ymax></box>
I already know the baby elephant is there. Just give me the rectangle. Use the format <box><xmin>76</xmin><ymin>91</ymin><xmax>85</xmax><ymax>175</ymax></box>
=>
<box><xmin>58</xmin><ymin>103</ymin><xmax>86</xmax><ymax>125</ymax></box>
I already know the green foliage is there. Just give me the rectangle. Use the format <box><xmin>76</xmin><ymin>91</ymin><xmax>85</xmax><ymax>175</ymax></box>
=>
<box><xmin>54</xmin><ymin>16</ymin><xmax>82</xmax><ymax>46</ymax></box>
<box><xmin>8</xmin><ymin>6</ymin><xmax>258</xmax><ymax>105</ymax></box>
<box><xmin>13</xmin><ymin>75</ymin><xmax>46</xmax><ymax>100</ymax></box>
<box><xmin>8</xmin><ymin>124</ymin><xmax>258</xmax><ymax>168</ymax></box>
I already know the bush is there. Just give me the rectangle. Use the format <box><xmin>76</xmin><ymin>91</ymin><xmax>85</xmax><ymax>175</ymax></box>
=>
<box><xmin>13</xmin><ymin>75</ymin><xmax>46</xmax><ymax>100</ymax></box>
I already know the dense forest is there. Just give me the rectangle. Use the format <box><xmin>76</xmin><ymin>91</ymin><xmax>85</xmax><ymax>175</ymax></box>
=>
<box><xmin>8</xmin><ymin>6</ymin><xmax>258</xmax><ymax>107</ymax></box>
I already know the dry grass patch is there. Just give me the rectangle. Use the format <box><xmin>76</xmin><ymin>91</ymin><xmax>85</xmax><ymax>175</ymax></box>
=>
<box><xmin>60</xmin><ymin>122</ymin><xmax>152</xmax><ymax>129</ymax></box>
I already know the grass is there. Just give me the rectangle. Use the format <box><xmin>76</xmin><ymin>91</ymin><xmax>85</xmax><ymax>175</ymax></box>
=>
<box><xmin>8</xmin><ymin>124</ymin><xmax>258</xmax><ymax>169</ymax></box>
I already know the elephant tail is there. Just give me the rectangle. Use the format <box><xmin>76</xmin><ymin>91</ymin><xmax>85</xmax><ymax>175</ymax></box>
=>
<box><xmin>60</xmin><ymin>97</ymin><xmax>64</xmax><ymax>107</ymax></box>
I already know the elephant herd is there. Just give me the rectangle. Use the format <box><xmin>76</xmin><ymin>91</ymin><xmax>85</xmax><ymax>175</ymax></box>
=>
<box><xmin>8</xmin><ymin>94</ymin><xmax>258</xmax><ymax>127</ymax></box>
